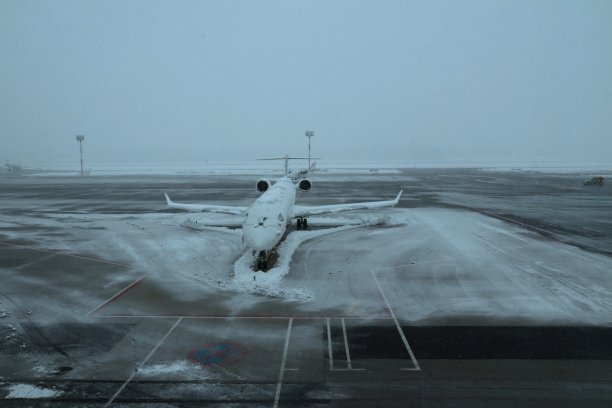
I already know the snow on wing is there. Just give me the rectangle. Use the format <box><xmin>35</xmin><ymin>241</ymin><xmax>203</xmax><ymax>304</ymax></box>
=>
<box><xmin>290</xmin><ymin>190</ymin><xmax>402</xmax><ymax>218</ymax></box>
<box><xmin>164</xmin><ymin>193</ymin><xmax>247</xmax><ymax>216</ymax></box>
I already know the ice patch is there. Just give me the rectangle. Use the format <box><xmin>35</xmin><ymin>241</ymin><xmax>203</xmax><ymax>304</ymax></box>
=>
<box><xmin>5</xmin><ymin>383</ymin><xmax>62</xmax><ymax>399</ymax></box>
<box><xmin>32</xmin><ymin>365</ymin><xmax>48</xmax><ymax>375</ymax></box>
<box><xmin>137</xmin><ymin>361</ymin><xmax>191</xmax><ymax>376</ymax></box>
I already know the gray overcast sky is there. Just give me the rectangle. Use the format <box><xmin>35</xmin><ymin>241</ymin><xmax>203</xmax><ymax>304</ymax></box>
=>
<box><xmin>1</xmin><ymin>0</ymin><xmax>611</xmax><ymax>166</ymax></box>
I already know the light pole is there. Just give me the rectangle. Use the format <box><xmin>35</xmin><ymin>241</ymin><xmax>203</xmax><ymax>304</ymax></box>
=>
<box><xmin>305</xmin><ymin>131</ymin><xmax>314</xmax><ymax>168</ymax></box>
<box><xmin>75</xmin><ymin>134</ymin><xmax>85</xmax><ymax>176</ymax></box>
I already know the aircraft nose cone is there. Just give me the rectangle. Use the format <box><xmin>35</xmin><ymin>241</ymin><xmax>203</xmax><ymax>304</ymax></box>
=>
<box><xmin>243</xmin><ymin>226</ymin><xmax>283</xmax><ymax>251</ymax></box>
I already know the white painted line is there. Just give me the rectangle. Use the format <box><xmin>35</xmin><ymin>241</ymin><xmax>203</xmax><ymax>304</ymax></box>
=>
<box><xmin>341</xmin><ymin>318</ymin><xmax>352</xmax><ymax>369</ymax></box>
<box><xmin>371</xmin><ymin>263</ymin><xmax>415</xmax><ymax>272</ymax></box>
<box><xmin>479</xmin><ymin>239</ymin><xmax>513</xmax><ymax>257</ymax></box>
<box><xmin>273</xmin><ymin>318</ymin><xmax>293</xmax><ymax>408</ymax></box>
<box><xmin>105</xmin><ymin>317</ymin><xmax>183</xmax><ymax>407</ymax></box>
<box><xmin>326</xmin><ymin>318</ymin><xmax>365</xmax><ymax>372</ymax></box>
<box><xmin>329</xmin><ymin>368</ymin><xmax>366</xmax><ymax>371</ymax></box>
<box><xmin>370</xmin><ymin>259</ymin><xmax>455</xmax><ymax>273</ymax></box>
<box><xmin>371</xmin><ymin>271</ymin><xmax>420</xmax><ymax>371</ymax></box>
<box><xmin>212</xmin><ymin>362</ymin><xmax>249</xmax><ymax>380</ymax></box>
<box><xmin>326</xmin><ymin>318</ymin><xmax>334</xmax><ymax>370</ymax></box>
<box><xmin>582</xmin><ymin>226</ymin><xmax>602</xmax><ymax>234</ymax></box>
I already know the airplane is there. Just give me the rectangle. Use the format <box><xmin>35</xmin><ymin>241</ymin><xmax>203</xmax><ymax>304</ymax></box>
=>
<box><xmin>164</xmin><ymin>161</ymin><xmax>402</xmax><ymax>270</ymax></box>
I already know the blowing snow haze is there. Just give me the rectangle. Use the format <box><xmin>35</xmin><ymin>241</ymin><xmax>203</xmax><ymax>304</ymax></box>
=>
<box><xmin>1</xmin><ymin>0</ymin><xmax>611</xmax><ymax>167</ymax></box>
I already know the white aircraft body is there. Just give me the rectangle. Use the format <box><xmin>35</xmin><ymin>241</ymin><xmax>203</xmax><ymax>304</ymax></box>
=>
<box><xmin>165</xmin><ymin>175</ymin><xmax>402</xmax><ymax>270</ymax></box>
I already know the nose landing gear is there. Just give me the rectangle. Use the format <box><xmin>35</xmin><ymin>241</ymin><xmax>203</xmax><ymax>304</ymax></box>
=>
<box><xmin>256</xmin><ymin>250</ymin><xmax>268</xmax><ymax>271</ymax></box>
<box><xmin>296</xmin><ymin>217</ymin><xmax>308</xmax><ymax>231</ymax></box>
<box><xmin>254</xmin><ymin>249</ymin><xmax>276</xmax><ymax>271</ymax></box>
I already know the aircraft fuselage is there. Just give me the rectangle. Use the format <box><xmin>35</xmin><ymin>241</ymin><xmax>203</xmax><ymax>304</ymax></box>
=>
<box><xmin>242</xmin><ymin>176</ymin><xmax>296</xmax><ymax>251</ymax></box>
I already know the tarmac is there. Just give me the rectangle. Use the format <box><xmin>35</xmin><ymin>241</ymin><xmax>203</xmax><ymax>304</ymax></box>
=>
<box><xmin>1</xmin><ymin>168</ymin><xmax>612</xmax><ymax>407</ymax></box>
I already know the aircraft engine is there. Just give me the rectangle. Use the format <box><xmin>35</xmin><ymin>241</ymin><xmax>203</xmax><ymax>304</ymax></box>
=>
<box><xmin>256</xmin><ymin>178</ymin><xmax>271</xmax><ymax>192</ymax></box>
<box><xmin>298</xmin><ymin>179</ymin><xmax>312</xmax><ymax>191</ymax></box>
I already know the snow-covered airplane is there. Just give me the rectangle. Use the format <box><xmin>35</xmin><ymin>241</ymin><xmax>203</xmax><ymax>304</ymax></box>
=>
<box><xmin>164</xmin><ymin>164</ymin><xmax>402</xmax><ymax>270</ymax></box>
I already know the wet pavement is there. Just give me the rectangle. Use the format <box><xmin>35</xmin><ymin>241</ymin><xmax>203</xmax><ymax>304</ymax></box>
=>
<box><xmin>1</xmin><ymin>168</ymin><xmax>612</xmax><ymax>406</ymax></box>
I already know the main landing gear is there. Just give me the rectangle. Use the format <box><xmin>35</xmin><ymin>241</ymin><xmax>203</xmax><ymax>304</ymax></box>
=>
<box><xmin>296</xmin><ymin>217</ymin><xmax>308</xmax><ymax>231</ymax></box>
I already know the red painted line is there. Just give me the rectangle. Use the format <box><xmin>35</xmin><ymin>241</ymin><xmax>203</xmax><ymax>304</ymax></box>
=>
<box><xmin>0</xmin><ymin>240</ymin><xmax>130</xmax><ymax>267</ymax></box>
<box><xmin>92</xmin><ymin>314</ymin><xmax>394</xmax><ymax>320</ymax></box>
<box><xmin>87</xmin><ymin>273</ymin><xmax>150</xmax><ymax>315</ymax></box>
<box><xmin>474</xmin><ymin>209</ymin><xmax>612</xmax><ymax>255</ymax></box>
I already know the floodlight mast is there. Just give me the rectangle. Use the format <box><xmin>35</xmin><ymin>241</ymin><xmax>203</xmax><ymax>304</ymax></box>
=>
<box><xmin>305</xmin><ymin>131</ymin><xmax>314</xmax><ymax>168</ymax></box>
<box><xmin>75</xmin><ymin>134</ymin><xmax>85</xmax><ymax>176</ymax></box>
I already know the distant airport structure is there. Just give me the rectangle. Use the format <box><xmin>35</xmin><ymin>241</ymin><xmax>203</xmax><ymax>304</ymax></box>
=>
<box><xmin>4</xmin><ymin>161</ymin><xmax>22</xmax><ymax>174</ymax></box>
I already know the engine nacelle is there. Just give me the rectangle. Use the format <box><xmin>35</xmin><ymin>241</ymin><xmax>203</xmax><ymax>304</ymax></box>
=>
<box><xmin>256</xmin><ymin>178</ymin><xmax>271</xmax><ymax>192</ymax></box>
<box><xmin>298</xmin><ymin>179</ymin><xmax>312</xmax><ymax>192</ymax></box>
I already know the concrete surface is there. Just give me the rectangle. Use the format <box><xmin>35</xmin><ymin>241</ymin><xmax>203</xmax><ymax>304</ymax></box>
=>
<box><xmin>1</xmin><ymin>168</ymin><xmax>612</xmax><ymax>407</ymax></box>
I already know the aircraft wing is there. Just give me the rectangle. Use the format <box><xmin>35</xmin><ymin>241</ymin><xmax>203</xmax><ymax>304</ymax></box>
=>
<box><xmin>291</xmin><ymin>190</ymin><xmax>402</xmax><ymax>218</ymax></box>
<box><xmin>164</xmin><ymin>193</ymin><xmax>246</xmax><ymax>216</ymax></box>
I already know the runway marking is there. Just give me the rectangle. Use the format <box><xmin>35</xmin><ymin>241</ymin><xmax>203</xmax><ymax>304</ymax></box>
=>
<box><xmin>0</xmin><ymin>240</ymin><xmax>130</xmax><ymax>267</ymax></box>
<box><xmin>371</xmin><ymin>259</ymin><xmax>454</xmax><ymax>273</ymax></box>
<box><xmin>87</xmin><ymin>273</ymin><xmax>150</xmax><ymax>316</ymax></box>
<box><xmin>475</xmin><ymin>210</ymin><xmax>612</xmax><ymax>255</ymax></box>
<box><xmin>371</xmin><ymin>271</ymin><xmax>420</xmax><ymax>371</ymax></box>
<box><xmin>479</xmin><ymin>239</ymin><xmax>513</xmax><ymax>257</ymax></box>
<box><xmin>581</xmin><ymin>226</ymin><xmax>603</xmax><ymax>234</ymax></box>
<box><xmin>273</xmin><ymin>318</ymin><xmax>293</xmax><ymax>408</ymax></box>
<box><xmin>327</xmin><ymin>318</ymin><xmax>334</xmax><ymax>370</ymax></box>
<box><xmin>105</xmin><ymin>317</ymin><xmax>182</xmax><ymax>407</ymax></box>
<box><xmin>371</xmin><ymin>263</ymin><xmax>416</xmax><ymax>272</ymax></box>
<box><xmin>93</xmin><ymin>314</ymin><xmax>393</xmax><ymax>320</ymax></box>
<box><xmin>341</xmin><ymin>318</ymin><xmax>352</xmax><ymax>369</ymax></box>
<box><xmin>212</xmin><ymin>361</ymin><xmax>246</xmax><ymax>380</ymax></box>
<box><xmin>326</xmin><ymin>318</ymin><xmax>366</xmax><ymax>372</ymax></box>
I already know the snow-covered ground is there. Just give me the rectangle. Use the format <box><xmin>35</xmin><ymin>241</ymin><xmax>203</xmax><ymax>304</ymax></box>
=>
<box><xmin>3</xmin><ymin>171</ymin><xmax>612</xmax><ymax>407</ymax></box>
<box><xmin>4</xmin><ymin>383</ymin><xmax>62</xmax><ymax>399</ymax></box>
<box><xmin>2</xmin><ymin>204</ymin><xmax>611</xmax><ymax>325</ymax></box>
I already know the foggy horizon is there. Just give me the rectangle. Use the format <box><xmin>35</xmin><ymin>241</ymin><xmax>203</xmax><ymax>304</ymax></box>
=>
<box><xmin>2</xmin><ymin>0</ymin><xmax>612</xmax><ymax>167</ymax></box>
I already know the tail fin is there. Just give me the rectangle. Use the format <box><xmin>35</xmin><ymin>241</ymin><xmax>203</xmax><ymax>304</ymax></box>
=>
<box><xmin>164</xmin><ymin>193</ymin><xmax>173</xmax><ymax>206</ymax></box>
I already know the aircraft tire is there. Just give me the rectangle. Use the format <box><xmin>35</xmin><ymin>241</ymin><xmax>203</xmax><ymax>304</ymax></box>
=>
<box><xmin>303</xmin><ymin>218</ymin><xmax>308</xmax><ymax>230</ymax></box>
<box><xmin>297</xmin><ymin>218</ymin><xmax>302</xmax><ymax>230</ymax></box>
